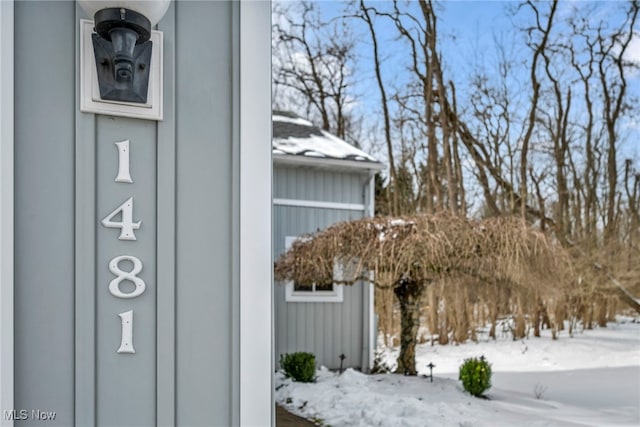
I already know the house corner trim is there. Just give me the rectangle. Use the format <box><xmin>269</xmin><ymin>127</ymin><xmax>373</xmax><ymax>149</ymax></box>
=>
<box><xmin>0</xmin><ymin>1</ymin><xmax>15</xmax><ymax>425</ymax></box>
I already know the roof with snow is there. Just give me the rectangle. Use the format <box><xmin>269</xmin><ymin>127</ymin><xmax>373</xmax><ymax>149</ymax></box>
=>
<box><xmin>273</xmin><ymin>111</ymin><xmax>383</xmax><ymax>170</ymax></box>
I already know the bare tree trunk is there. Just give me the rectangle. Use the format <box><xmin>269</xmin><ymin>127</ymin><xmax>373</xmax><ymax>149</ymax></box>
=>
<box><xmin>520</xmin><ymin>0</ymin><xmax>558</xmax><ymax>219</ymax></box>
<box><xmin>358</xmin><ymin>1</ymin><xmax>399</xmax><ymax>215</ymax></box>
<box><xmin>600</xmin><ymin>1</ymin><xmax>638</xmax><ymax>240</ymax></box>
<box><xmin>449</xmin><ymin>82</ymin><xmax>466</xmax><ymax>215</ymax></box>
<box><xmin>427</xmin><ymin>287</ymin><xmax>438</xmax><ymax>343</ymax></box>
<box><xmin>569</xmin><ymin>17</ymin><xmax>599</xmax><ymax>245</ymax></box>
<box><xmin>533</xmin><ymin>297</ymin><xmax>543</xmax><ymax>337</ymax></box>
<box><xmin>624</xmin><ymin>160</ymin><xmax>640</xmax><ymax>270</ymax></box>
<box><xmin>488</xmin><ymin>301</ymin><xmax>498</xmax><ymax>340</ymax></box>
<box><xmin>394</xmin><ymin>278</ymin><xmax>425</xmax><ymax>375</ymax></box>
<box><xmin>513</xmin><ymin>299</ymin><xmax>526</xmax><ymax>340</ymax></box>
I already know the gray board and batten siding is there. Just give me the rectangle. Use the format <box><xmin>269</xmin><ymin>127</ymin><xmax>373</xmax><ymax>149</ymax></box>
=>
<box><xmin>10</xmin><ymin>1</ymin><xmax>271</xmax><ymax>426</ymax></box>
<box><xmin>272</xmin><ymin>112</ymin><xmax>383</xmax><ymax>372</ymax></box>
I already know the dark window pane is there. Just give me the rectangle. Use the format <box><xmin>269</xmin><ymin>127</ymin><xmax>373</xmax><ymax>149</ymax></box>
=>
<box><xmin>293</xmin><ymin>281</ymin><xmax>313</xmax><ymax>291</ymax></box>
<box><xmin>315</xmin><ymin>281</ymin><xmax>333</xmax><ymax>291</ymax></box>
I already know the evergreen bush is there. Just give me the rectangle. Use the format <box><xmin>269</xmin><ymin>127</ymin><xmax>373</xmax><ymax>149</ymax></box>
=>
<box><xmin>458</xmin><ymin>356</ymin><xmax>492</xmax><ymax>397</ymax></box>
<box><xmin>280</xmin><ymin>352</ymin><xmax>316</xmax><ymax>383</ymax></box>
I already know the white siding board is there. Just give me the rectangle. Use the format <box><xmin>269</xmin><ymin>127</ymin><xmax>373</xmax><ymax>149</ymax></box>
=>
<box><xmin>0</xmin><ymin>2</ymin><xmax>13</xmax><ymax>423</ymax></box>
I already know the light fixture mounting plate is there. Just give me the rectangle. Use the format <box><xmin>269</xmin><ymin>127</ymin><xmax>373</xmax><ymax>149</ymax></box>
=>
<box><xmin>79</xmin><ymin>19</ymin><xmax>164</xmax><ymax>121</ymax></box>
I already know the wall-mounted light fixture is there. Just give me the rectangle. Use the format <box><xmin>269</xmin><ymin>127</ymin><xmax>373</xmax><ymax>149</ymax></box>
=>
<box><xmin>78</xmin><ymin>0</ymin><xmax>170</xmax><ymax>104</ymax></box>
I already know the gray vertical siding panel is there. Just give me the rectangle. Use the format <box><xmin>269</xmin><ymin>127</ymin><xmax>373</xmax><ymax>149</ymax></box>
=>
<box><xmin>299</xmin><ymin>304</ymin><xmax>309</xmax><ymax>350</ymax></box>
<box><xmin>275</xmin><ymin>285</ymin><xmax>287</xmax><ymax>362</ymax></box>
<box><xmin>274</xmin><ymin>166</ymin><xmax>368</xmax><ymax>205</ymax></box>
<box><xmin>285</xmin><ymin>301</ymin><xmax>295</xmax><ymax>354</ymax></box>
<box><xmin>14</xmin><ymin>2</ymin><xmax>75</xmax><ymax>425</ymax></box>
<box><xmin>306</xmin><ymin>304</ymin><xmax>315</xmax><ymax>351</ymax></box>
<box><xmin>74</xmin><ymin>20</ymin><xmax>97</xmax><ymax>427</ymax></box>
<box><xmin>361</xmin><ymin>282</ymin><xmax>372</xmax><ymax>369</ymax></box>
<box><xmin>156</xmin><ymin>2</ymin><xmax>177</xmax><ymax>424</ymax></box>
<box><xmin>351</xmin><ymin>284</ymin><xmax>363</xmax><ymax>367</ymax></box>
<box><xmin>95</xmin><ymin>117</ymin><xmax>157</xmax><ymax>427</ymax></box>
<box><xmin>331</xmin><ymin>302</ymin><xmax>341</xmax><ymax>366</ymax></box>
<box><xmin>340</xmin><ymin>293</ymin><xmax>349</xmax><ymax>365</ymax></box>
<box><xmin>175</xmin><ymin>2</ymin><xmax>233</xmax><ymax>425</ymax></box>
<box><xmin>314</xmin><ymin>305</ymin><xmax>324</xmax><ymax>364</ymax></box>
<box><xmin>273</xmin><ymin>162</ymin><xmax>370</xmax><ymax>370</ymax></box>
<box><xmin>15</xmin><ymin>2</ymin><xmax>245</xmax><ymax>425</ymax></box>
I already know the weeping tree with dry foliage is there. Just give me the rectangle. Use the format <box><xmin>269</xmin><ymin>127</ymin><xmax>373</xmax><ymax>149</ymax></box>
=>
<box><xmin>274</xmin><ymin>213</ymin><xmax>574</xmax><ymax>376</ymax></box>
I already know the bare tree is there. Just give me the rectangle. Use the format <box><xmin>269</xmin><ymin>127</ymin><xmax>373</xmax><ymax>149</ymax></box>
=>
<box><xmin>519</xmin><ymin>0</ymin><xmax>558</xmax><ymax>219</ymax></box>
<box><xmin>597</xmin><ymin>1</ymin><xmax>639</xmax><ymax>241</ymax></box>
<box><xmin>275</xmin><ymin>214</ymin><xmax>573</xmax><ymax>375</ymax></box>
<box><xmin>272</xmin><ymin>0</ymin><xmax>640</xmax><ymax>347</ymax></box>
<box><xmin>273</xmin><ymin>1</ymin><xmax>360</xmax><ymax>142</ymax></box>
<box><xmin>350</xmin><ymin>1</ymin><xmax>469</xmax><ymax>216</ymax></box>
<box><xmin>357</xmin><ymin>0</ymin><xmax>399</xmax><ymax>214</ymax></box>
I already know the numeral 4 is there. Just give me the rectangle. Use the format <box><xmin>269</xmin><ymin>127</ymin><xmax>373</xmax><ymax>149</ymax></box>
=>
<box><xmin>101</xmin><ymin>197</ymin><xmax>141</xmax><ymax>241</ymax></box>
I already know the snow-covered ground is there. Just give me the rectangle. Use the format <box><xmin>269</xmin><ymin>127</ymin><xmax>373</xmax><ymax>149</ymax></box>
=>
<box><xmin>275</xmin><ymin>317</ymin><xmax>640</xmax><ymax>426</ymax></box>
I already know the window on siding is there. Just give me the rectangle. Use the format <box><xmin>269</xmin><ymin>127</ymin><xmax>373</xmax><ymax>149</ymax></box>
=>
<box><xmin>284</xmin><ymin>236</ymin><xmax>344</xmax><ymax>303</ymax></box>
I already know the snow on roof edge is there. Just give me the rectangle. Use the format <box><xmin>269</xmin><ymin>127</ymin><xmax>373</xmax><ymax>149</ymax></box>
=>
<box><xmin>273</xmin><ymin>152</ymin><xmax>385</xmax><ymax>172</ymax></box>
<box><xmin>272</xmin><ymin>112</ymin><xmax>381</xmax><ymax>166</ymax></box>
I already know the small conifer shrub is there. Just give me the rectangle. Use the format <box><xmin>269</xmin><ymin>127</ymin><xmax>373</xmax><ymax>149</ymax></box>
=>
<box><xmin>280</xmin><ymin>352</ymin><xmax>316</xmax><ymax>383</ymax></box>
<box><xmin>458</xmin><ymin>356</ymin><xmax>492</xmax><ymax>397</ymax></box>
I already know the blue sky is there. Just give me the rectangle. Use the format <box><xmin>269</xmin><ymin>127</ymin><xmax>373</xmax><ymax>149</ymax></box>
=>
<box><xmin>292</xmin><ymin>1</ymin><xmax>639</xmax><ymax>158</ymax></box>
<box><xmin>273</xmin><ymin>0</ymin><xmax>639</xmax><ymax>216</ymax></box>
<box><xmin>312</xmin><ymin>1</ymin><xmax>637</xmax><ymax>88</ymax></box>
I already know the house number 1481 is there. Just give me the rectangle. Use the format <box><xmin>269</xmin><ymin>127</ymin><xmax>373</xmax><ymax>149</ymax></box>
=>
<box><xmin>101</xmin><ymin>139</ymin><xmax>146</xmax><ymax>354</ymax></box>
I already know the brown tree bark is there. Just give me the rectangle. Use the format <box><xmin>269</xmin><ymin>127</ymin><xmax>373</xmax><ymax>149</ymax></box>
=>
<box><xmin>393</xmin><ymin>278</ymin><xmax>425</xmax><ymax>376</ymax></box>
<box><xmin>599</xmin><ymin>1</ymin><xmax>639</xmax><ymax>240</ymax></box>
<box><xmin>520</xmin><ymin>0</ymin><xmax>557</xmax><ymax>219</ymax></box>
<box><xmin>358</xmin><ymin>1</ymin><xmax>399</xmax><ymax>215</ymax></box>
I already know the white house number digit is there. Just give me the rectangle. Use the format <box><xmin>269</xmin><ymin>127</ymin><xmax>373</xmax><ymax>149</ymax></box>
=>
<box><xmin>117</xmin><ymin>310</ymin><xmax>135</xmax><ymax>353</ymax></box>
<box><xmin>115</xmin><ymin>140</ymin><xmax>133</xmax><ymax>183</ymax></box>
<box><xmin>108</xmin><ymin>255</ymin><xmax>146</xmax><ymax>298</ymax></box>
<box><xmin>101</xmin><ymin>196</ymin><xmax>141</xmax><ymax>241</ymax></box>
<box><xmin>105</xmin><ymin>138</ymin><xmax>147</xmax><ymax>354</ymax></box>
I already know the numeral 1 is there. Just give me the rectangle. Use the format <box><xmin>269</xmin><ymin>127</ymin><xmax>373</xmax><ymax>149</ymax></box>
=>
<box><xmin>115</xmin><ymin>140</ymin><xmax>133</xmax><ymax>183</ymax></box>
<box><xmin>117</xmin><ymin>310</ymin><xmax>135</xmax><ymax>353</ymax></box>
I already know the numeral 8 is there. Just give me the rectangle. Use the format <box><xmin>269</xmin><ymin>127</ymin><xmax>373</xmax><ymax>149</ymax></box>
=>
<box><xmin>108</xmin><ymin>255</ymin><xmax>146</xmax><ymax>299</ymax></box>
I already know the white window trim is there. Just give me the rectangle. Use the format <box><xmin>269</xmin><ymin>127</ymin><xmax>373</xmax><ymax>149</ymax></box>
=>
<box><xmin>284</xmin><ymin>236</ymin><xmax>344</xmax><ymax>303</ymax></box>
<box><xmin>0</xmin><ymin>1</ymin><xmax>14</xmax><ymax>426</ymax></box>
<box><xmin>274</xmin><ymin>198</ymin><xmax>365</xmax><ymax>212</ymax></box>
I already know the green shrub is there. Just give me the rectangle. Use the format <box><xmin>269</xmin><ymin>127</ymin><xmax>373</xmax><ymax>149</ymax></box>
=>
<box><xmin>458</xmin><ymin>356</ymin><xmax>492</xmax><ymax>397</ymax></box>
<box><xmin>280</xmin><ymin>352</ymin><xmax>316</xmax><ymax>383</ymax></box>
